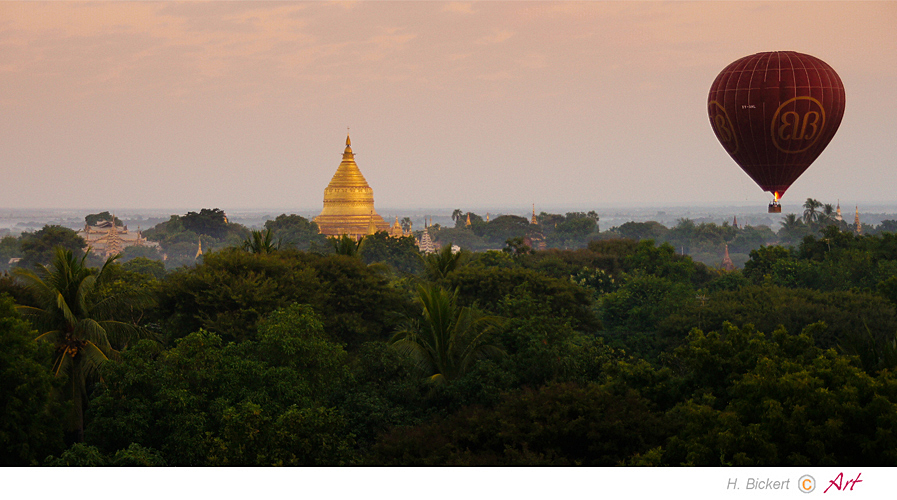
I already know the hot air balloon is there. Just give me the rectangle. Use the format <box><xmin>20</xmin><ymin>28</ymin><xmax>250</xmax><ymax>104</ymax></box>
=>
<box><xmin>708</xmin><ymin>51</ymin><xmax>845</xmax><ymax>213</ymax></box>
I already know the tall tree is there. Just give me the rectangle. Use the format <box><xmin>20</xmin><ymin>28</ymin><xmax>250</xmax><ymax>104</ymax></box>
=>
<box><xmin>263</xmin><ymin>214</ymin><xmax>327</xmax><ymax>250</ymax></box>
<box><xmin>0</xmin><ymin>296</ymin><xmax>66</xmax><ymax>464</ymax></box>
<box><xmin>13</xmin><ymin>248</ymin><xmax>152</xmax><ymax>441</ymax></box>
<box><xmin>821</xmin><ymin>203</ymin><xmax>836</xmax><ymax>226</ymax></box>
<box><xmin>451</xmin><ymin>209</ymin><xmax>464</xmax><ymax>228</ymax></box>
<box><xmin>84</xmin><ymin>212</ymin><xmax>122</xmax><ymax>227</ymax></box>
<box><xmin>18</xmin><ymin>226</ymin><xmax>86</xmax><ymax>269</ymax></box>
<box><xmin>181</xmin><ymin>208</ymin><xmax>229</xmax><ymax>239</ymax></box>
<box><xmin>242</xmin><ymin>228</ymin><xmax>279</xmax><ymax>254</ymax></box>
<box><xmin>803</xmin><ymin>198</ymin><xmax>823</xmax><ymax>225</ymax></box>
<box><xmin>331</xmin><ymin>235</ymin><xmax>362</xmax><ymax>257</ymax></box>
<box><xmin>422</xmin><ymin>243</ymin><xmax>467</xmax><ymax>281</ymax></box>
<box><xmin>390</xmin><ymin>284</ymin><xmax>504</xmax><ymax>383</ymax></box>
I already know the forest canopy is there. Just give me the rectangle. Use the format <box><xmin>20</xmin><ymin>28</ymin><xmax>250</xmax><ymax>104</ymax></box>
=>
<box><xmin>2</xmin><ymin>202</ymin><xmax>897</xmax><ymax>466</ymax></box>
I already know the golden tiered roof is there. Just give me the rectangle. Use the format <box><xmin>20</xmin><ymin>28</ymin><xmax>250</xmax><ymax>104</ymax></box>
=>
<box><xmin>315</xmin><ymin>135</ymin><xmax>389</xmax><ymax>239</ymax></box>
<box><xmin>389</xmin><ymin>216</ymin><xmax>406</xmax><ymax>238</ymax></box>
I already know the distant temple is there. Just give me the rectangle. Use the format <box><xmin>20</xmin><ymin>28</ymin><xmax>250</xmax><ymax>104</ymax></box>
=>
<box><xmin>721</xmin><ymin>244</ymin><xmax>736</xmax><ymax>271</ymax></box>
<box><xmin>418</xmin><ymin>219</ymin><xmax>437</xmax><ymax>254</ymax></box>
<box><xmin>388</xmin><ymin>216</ymin><xmax>412</xmax><ymax>238</ymax></box>
<box><xmin>525</xmin><ymin>205</ymin><xmax>547</xmax><ymax>251</ymax></box>
<box><xmin>314</xmin><ymin>135</ymin><xmax>390</xmax><ymax>239</ymax></box>
<box><xmin>77</xmin><ymin>217</ymin><xmax>159</xmax><ymax>257</ymax></box>
<box><xmin>195</xmin><ymin>237</ymin><xmax>203</xmax><ymax>260</ymax></box>
<box><xmin>855</xmin><ymin>206</ymin><xmax>862</xmax><ymax>235</ymax></box>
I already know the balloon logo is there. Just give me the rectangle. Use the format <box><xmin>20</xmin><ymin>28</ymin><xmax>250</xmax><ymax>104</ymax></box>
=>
<box><xmin>708</xmin><ymin>51</ymin><xmax>845</xmax><ymax>212</ymax></box>
<box><xmin>708</xmin><ymin>101</ymin><xmax>738</xmax><ymax>154</ymax></box>
<box><xmin>771</xmin><ymin>96</ymin><xmax>826</xmax><ymax>153</ymax></box>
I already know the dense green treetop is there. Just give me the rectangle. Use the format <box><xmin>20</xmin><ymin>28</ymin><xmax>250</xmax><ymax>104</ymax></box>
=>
<box><xmin>86</xmin><ymin>304</ymin><xmax>356</xmax><ymax>465</ymax></box>
<box><xmin>660</xmin><ymin>285</ymin><xmax>897</xmax><ymax>353</ymax></box>
<box><xmin>616</xmin><ymin>221</ymin><xmax>670</xmax><ymax>242</ymax></box>
<box><xmin>84</xmin><ymin>212</ymin><xmax>122</xmax><ymax>227</ymax></box>
<box><xmin>181</xmin><ymin>208</ymin><xmax>229</xmax><ymax>239</ymax></box>
<box><xmin>358</xmin><ymin>232</ymin><xmax>422</xmax><ymax>274</ymax></box>
<box><xmin>443</xmin><ymin>265</ymin><xmax>599</xmax><ymax>331</ymax></box>
<box><xmin>263</xmin><ymin>214</ymin><xmax>328</xmax><ymax>251</ymax></box>
<box><xmin>157</xmin><ymin>248</ymin><xmax>411</xmax><ymax>347</ymax></box>
<box><xmin>0</xmin><ymin>236</ymin><xmax>19</xmax><ymax>272</ymax></box>
<box><xmin>663</xmin><ymin>322</ymin><xmax>897</xmax><ymax>466</ymax></box>
<box><xmin>18</xmin><ymin>226</ymin><xmax>85</xmax><ymax>269</ymax></box>
<box><xmin>0</xmin><ymin>295</ymin><xmax>65</xmax><ymax>465</ymax></box>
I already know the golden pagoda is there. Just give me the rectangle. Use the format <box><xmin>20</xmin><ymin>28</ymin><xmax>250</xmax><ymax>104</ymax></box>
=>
<box><xmin>315</xmin><ymin>135</ymin><xmax>389</xmax><ymax>239</ymax></box>
<box><xmin>388</xmin><ymin>216</ymin><xmax>409</xmax><ymax>238</ymax></box>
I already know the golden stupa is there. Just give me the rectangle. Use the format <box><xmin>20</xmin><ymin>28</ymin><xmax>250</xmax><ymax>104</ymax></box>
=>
<box><xmin>314</xmin><ymin>135</ymin><xmax>389</xmax><ymax>239</ymax></box>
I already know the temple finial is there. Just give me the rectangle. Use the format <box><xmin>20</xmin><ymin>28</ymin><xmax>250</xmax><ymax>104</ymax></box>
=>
<box><xmin>343</xmin><ymin>132</ymin><xmax>354</xmax><ymax>157</ymax></box>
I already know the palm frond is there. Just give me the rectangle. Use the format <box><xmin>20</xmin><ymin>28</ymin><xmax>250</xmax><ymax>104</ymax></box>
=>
<box><xmin>34</xmin><ymin>329</ymin><xmax>65</xmax><ymax>343</ymax></box>
<box><xmin>390</xmin><ymin>338</ymin><xmax>438</xmax><ymax>376</ymax></box>
<box><xmin>79</xmin><ymin>341</ymin><xmax>110</xmax><ymax>380</ymax></box>
<box><xmin>390</xmin><ymin>283</ymin><xmax>505</xmax><ymax>382</ymax></box>
<box><xmin>78</xmin><ymin>318</ymin><xmax>112</xmax><ymax>351</ymax></box>
<box><xmin>52</xmin><ymin>351</ymin><xmax>73</xmax><ymax>378</ymax></box>
<box><xmin>75</xmin><ymin>274</ymin><xmax>97</xmax><ymax>317</ymax></box>
<box><xmin>55</xmin><ymin>291</ymin><xmax>77</xmax><ymax>329</ymax></box>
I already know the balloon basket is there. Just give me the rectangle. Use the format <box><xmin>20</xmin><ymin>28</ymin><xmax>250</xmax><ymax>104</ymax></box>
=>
<box><xmin>768</xmin><ymin>204</ymin><xmax>782</xmax><ymax>213</ymax></box>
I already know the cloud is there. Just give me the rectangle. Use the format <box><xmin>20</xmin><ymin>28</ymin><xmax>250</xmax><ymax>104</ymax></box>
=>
<box><xmin>443</xmin><ymin>2</ymin><xmax>476</xmax><ymax>15</ymax></box>
<box><xmin>476</xmin><ymin>29</ymin><xmax>514</xmax><ymax>45</ymax></box>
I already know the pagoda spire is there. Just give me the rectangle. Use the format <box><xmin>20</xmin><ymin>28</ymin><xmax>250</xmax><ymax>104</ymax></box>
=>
<box><xmin>836</xmin><ymin>200</ymin><xmax>843</xmax><ymax>222</ymax></box>
<box><xmin>531</xmin><ymin>204</ymin><xmax>538</xmax><ymax>225</ymax></box>
<box><xmin>366</xmin><ymin>211</ymin><xmax>378</xmax><ymax>236</ymax></box>
<box><xmin>722</xmin><ymin>244</ymin><xmax>735</xmax><ymax>271</ymax></box>
<box><xmin>465</xmin><ymin>213</ymin><xmax>471</xmax><ymax>227</ymax></box>
<box><xmin>105</xmin><ymin>213</ymin><xmax>122</xmax><ymax>257</ymax></box>
<box><xmin>343</xmin><ymin>134</ymin><xmax>354</xmax><ymax>159</ymax></box>
<box><xmin>855</xmin><ymin>206</ymin><xmax>862</xmax><ymax>235</ymax></box>
<box><xmin>195</xmin><ymin>237</ymin><xmax>203</xmax><ymax>259</ymax></box>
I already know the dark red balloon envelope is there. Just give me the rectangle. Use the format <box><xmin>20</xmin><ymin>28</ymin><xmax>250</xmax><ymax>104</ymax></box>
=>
<box><xmin>708</xmin><ymin>51</ymin><xmax>845</xmax><ymax>203</ymax></box>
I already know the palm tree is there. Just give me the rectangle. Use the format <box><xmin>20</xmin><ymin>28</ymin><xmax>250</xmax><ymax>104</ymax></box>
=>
<box><xmin>330</xmin><ymin>234</ymin><xmax>362</xmax><ymax>257</ymax></box>
<box><xmin>401</xmin><ymin>217</ymin><xmax>412</xmax><ymax>233</ymax></box>
<box><xmin>451</xmin><ymin>209</ymin><xmax>464</xmax><ymax>227</ymax></box>
<box><xmin>821</xmin><ymin>203</ymin><xmax>836</xmax><ymax>227</ymax></box>
<box><xmin>242</xmin><ymin>228</ymin><xmax>279</xmax><ymax>254</ymax></box>
<box><xmin>14</xmin><ymin>247</ymin><xmax>152</xmax><ymax>441</ymax></box>
<box><xmin>421</xmin><ymin>243</ymin><xmax>467</xmax><ymax>281</ymax></box>
<box><xmin>803</xmin><ymin>198</ymin><xmax>823</xmax><ymax>225</ymax></box>
<box><xmin>390</xmin><ymin>284</ymin><xmax>504</xmax><ymax>383</ymax></box>
<box><xmin>780</xmin><ymin>213</ymin><xmax>804</xmax><ymax>232</ymax></box>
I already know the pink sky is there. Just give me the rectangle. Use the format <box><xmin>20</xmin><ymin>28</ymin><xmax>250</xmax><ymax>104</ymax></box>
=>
<box><xmin>1</xmin><ymin>1</ymin><xmax>895</xmax><ymax>211</ymax></box>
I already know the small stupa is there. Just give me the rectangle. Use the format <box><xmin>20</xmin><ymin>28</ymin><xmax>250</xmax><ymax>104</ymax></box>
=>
<box><xmin>721</xmin><ymin>244</ymin><xmax>736</xmax><ymax>271</ymax></box>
